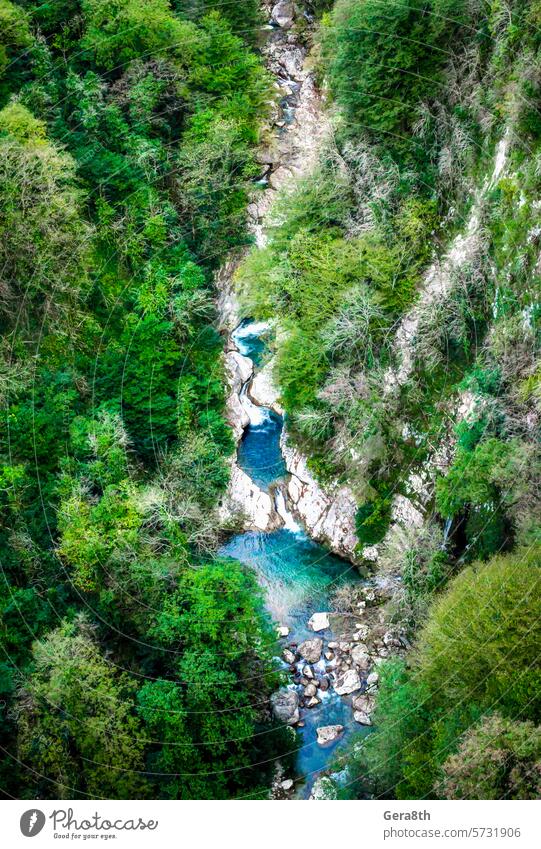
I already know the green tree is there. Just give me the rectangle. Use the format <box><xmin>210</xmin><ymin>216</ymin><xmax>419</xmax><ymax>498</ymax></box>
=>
<box><xmin>16</xmin><ymin>618</ymin><xmax>149</xmax><ymax>799</ymax></box>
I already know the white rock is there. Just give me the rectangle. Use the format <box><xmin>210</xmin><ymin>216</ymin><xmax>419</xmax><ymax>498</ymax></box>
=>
<box><xmin>283</xmin><ymin>648</ymin><xmax>296</xmax><ymax>665</ymax></box>
<box><xmin>316</xmin><ymin>725</ymin><xmax>345</xmax><ymax>746</ymax></box>
<box><xmin>219</xmin><ymin>462</ymin><xmax>281</xmax><ymax>532</ymax></box>
<box><xmin>249</xmin><ymin>359</ymin><xmax>283</xmax><ymax>414</ymax></box>
<box><xmin>281</xmin><ymin>778</ymin><xmax>294</xmax><ymax>791</ymax></box>
<box><xmin>333</xmin><ymin>669</ymin><xmax>361</xmax><ymax>696</ymax></box>
<box><xmin>308</xmin><ymin>612</ymin><xmax>330</xmax><ymax>632</ymax></box>
<box><xmin>277</xmin><ymin>625</ymin><xmax>289</xmax><ymax>637</ymax></box>
<box><xmin>353</xmin><ymin>711</ymin><xmax>372</xmax><ymax>726</ymax></box>
<box><xmin>282</xmin><ymin>428</ymin><xmax>358</xmax><ymax>559</ymax></box>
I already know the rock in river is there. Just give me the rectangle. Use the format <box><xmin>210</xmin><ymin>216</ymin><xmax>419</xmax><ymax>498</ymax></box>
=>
<box><xmin>308</xmin><ymin>612</ymin><xmax>330</xmax><ymax>632</ymax></box>
<box><xmin>353</xmin><ymin>711</ymin><xmax>372</xmax><ymax>726</ymax></box>
<box><xmin>271</xmin><ymin>689</ymin><xmax>299</xmax><ymax>725</ymax></box>
<box><xmin>298</xmin><ymin>638</ymin><xmax>323</xmax><ymax>664</ymax></box>
<box><xmin>282</xmin><ymin>648</ymin><xmax>296</xmax><ymax>665</ymax></box>
<box><xmin>316</xmin><ymin>725</ymin><xmax>345</xmax><ymax>746</ymax></box>
<box><xmin>333</xmin><ymin>668</ymin><xmax>361</xmax><ymax>696</ymax></box>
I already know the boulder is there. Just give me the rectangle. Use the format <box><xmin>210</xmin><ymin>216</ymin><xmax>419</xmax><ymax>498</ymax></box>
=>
<box><xmin>316</xmin><ymin>725</ymin><xmax>345</xmax><ymax>746</ymax></box>
<box><xmin>350</xmin><ymin>645</ymin><xmax>370</xmax><ymax>669</ymax></box>
<box><xmin>333</xmin><ymin>669</ymin><xmax>361</xmax><ymax>696</ymax></box>
<box><xmin>308</xmin><ymin>612</ymin><xmax>330</xmax><ymax>632</ymax></box>
<box><xmin>366</xmin><ymin>671</ymin><xmax>379</xmax><ymax>688</ymax></box>
<box><xmin>281</xmin><ymin>779</ymin><xmax>294</xmax><ymax>791</ymax></box>
<box><xmin>277</xmin><ymin>625</ymin><xmax>289</xmax><ymax>638</ymax></box>
<box><xmin>353</xmin><ymin>694</ymin><xmax>375</xmax><ymax>714</ymax></box>
<box><xmin>318</xmin><ymin>676</ymin><xmax>329</xmax><ymax>692</ymax></box>
<box><xmin>353</xmin><ymin>711</ymin><xmax>372</xmax><ymax>726</ymax></box>
<box><xmin>271</xmin><ymin>1</ymin><xmax>295</xmax><ymax>29</ymax></box>
<box><xmin>306</xmin><ymin>696</ymin><xmax>320</xmax><ymax>708</ymax></box>
<box><xmin>271</xmin><ymin>689</ymin><xmax>299</xmax><ymax>725</ymax></box>
<box><xmin>283</xmin><ymin>648</ymin><xmax>296</xmax><ymax>665</ymax></box>
<box><xmin>302</xmin><ymin>664</ymin><xmax>314</xmax><ymax>679</ymax></box>
<box><xmin>298</xmin><ymin>638</ymin><xmax>323</xmax><ymax>664</ymax></box>
<box><xmin>304</xmin><ymin>683</ymin><xmax>317</xmax><ymax>698</ymax></box>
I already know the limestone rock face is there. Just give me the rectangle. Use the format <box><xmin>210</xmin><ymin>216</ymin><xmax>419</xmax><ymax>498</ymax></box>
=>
<box><xmin>219</xmin><ymin>462</ymin><xmax>281</xmax><ymax>532</ymax></box>
<box><xmin>224</xmin><ymin>351</ymin><xmax>253</xmax><ymax>442</ymax></box>
<box><xmin>282</xmin><ymin>429</ymin><xmax>358</xmax><ymax>560</ymax></box>
<box><xmin>316</xmin><ymin>725</ymin><xmax>345</xmax><ymax>746</ymax></box>
<box><xmin>249</xmin><ymin>358</ymin><xmax>283</xmax><ymax>414</ymax></box>
<box><xmin>271</xmin><ymin>689</ymin><xmax>300</xmax><ymax>725</ymax></box>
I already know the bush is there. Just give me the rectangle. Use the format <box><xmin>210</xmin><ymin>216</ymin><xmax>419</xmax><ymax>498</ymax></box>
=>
<box><xmin>356</xmin><ymin>497</ymin><xmax>391</xmax><ymax>546</ymax></box>
<box><xmin>415</xmin><ymin>549</ymin><xmax>541</xmax><ymax>723</ymax></box>
<box><xmin>441</xmin><ymin>713</ymin><xmax>541</xmax><ymax>800</ymax></box>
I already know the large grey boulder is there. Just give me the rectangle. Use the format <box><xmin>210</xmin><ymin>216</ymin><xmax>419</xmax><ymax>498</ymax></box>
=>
<box><xmin>298</xmin><ymin>638</ymin><xmax>323</xmax><ymax>663</ymax></box>
<box><xmin>271</xmin><ymin>689</ymin><xmax>300</xmax><ymax>725</ymax></box>
<box><xmin>271</xmin><ymin>1</ymin><xmax>295</xmax><ymax>29</ymax></box>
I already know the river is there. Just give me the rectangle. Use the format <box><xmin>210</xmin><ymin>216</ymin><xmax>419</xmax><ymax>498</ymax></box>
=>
<box><xmin>219</xmin><ymin>319</ymin><xmax>365</xmax><ymax>797</ymax></box>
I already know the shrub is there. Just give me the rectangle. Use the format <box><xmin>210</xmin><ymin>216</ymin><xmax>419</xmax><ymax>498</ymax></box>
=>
<box><xmin>415</xmin><ymin>549</ymin><xmax>541</xmax><ymax>723</ymax></box>
<box><xmin>440</xmin><ymin>713</ymin><xmax>541</xmax><ymax>800</ymax></box>
<box><xmin>356</xmin><ymin>497</ymin><xmax>391</xmax><ymax>546</ymax></box>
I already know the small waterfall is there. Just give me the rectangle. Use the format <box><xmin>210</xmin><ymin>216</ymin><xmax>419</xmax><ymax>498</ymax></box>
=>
<box><xmin>240</xmin><ymin>383</ymin><xmax>271</xmax><ymax>427</ymax></box>
<box><xmin>232</xmin><ymin>319</ymin><xmax>271</xmax><ymax>358</ymax></box>
<box><xmin>441</xmin><ymin>517</ymin><xmax>453</xmax><ymax>549</ymax></box>
<box><xmin>274</xmin><ymin>485</ymin><xmax>302</xmax><ymax>533</ymax></box>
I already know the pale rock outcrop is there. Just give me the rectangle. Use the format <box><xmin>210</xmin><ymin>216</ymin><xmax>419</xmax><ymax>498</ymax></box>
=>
<box><xmin>224</xmin><ymin>351</ymin><xmax>253</xmax><ymax>442</ymax></box>
<box><xmin>249</xmin><ymin>358</ymin><xmax>284</xmax><ymax>414</ymax></box>
<box><xmin>281</xmin><ymin>429</ymin><xmax>358</xmax><ymax>559</ymax></box>
<box><xmin>219</xmin><ymin>462</ymin><xmax>281</xmax><ymax>532</ymax></box>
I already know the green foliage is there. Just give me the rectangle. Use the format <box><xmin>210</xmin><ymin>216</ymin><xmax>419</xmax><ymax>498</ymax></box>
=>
<box><xmin>415</xmin><ymin>549</ymin><xmax>541</xmax><ymax>722</ymax></box>
<box><xmin>0</xmin><ymin>0</ymin><xmax>281</xmax><ymax>801</ymax></box>
<box><xmin>0</xmin><ymin>117</ymin><xmax>91</xmax><ymax>332</ymax></box>
<box><xmin>347</xmin><ymin>659</ymin><xmax>433</xmax><ymax>799</ymax></box>
<box><xmin>355</xmin><ymin>498</ymin><xmax>391</xmax><ymax>546</ymax></box>
<box><xmin>321</xmin><ymin>0</ymin><xmax>440</xmax><ymax>149</ymax></box>
<box><xmin>17</xmin><ymin>618</ymin><xmax>149</xmax><ymax>799</ymax></box>
<box><xmin>0</xmin><ymin>1</ymin><xmax>32</xmax><ymax>100</ymax></box>
<box><xmin>354</xmin><ymin>548</ymin><xmax>541</xmax><ymax>799</ymax></box>
<box><xmin>81</xmin><ymin>0</ymin><xmax>202</xmax><ymax>71</ymax></box>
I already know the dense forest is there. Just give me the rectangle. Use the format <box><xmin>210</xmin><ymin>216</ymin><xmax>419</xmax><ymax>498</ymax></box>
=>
<box><xmin>0</xmin><ymin>0</ymin><xmax>296</xmax><ymax>799</ymax></box>
<box><xmin>1</xmin><ymin>0</ymin><xmax>541</xmax><ymax>802</ymax></box>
